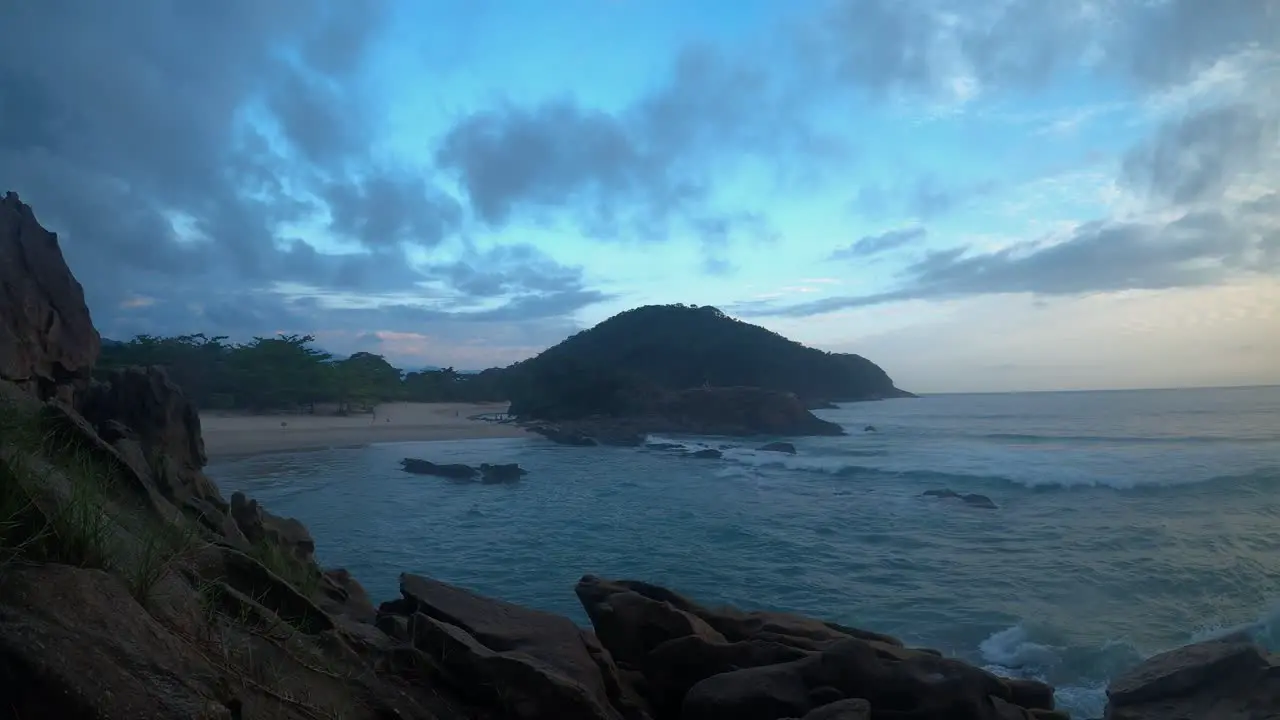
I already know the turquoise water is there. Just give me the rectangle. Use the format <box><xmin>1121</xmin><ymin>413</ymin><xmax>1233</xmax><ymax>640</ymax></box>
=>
<box><xmin>208</xmin><ymin>386</ymin><xmax>1280</xmax><ymax>719</ymax></box>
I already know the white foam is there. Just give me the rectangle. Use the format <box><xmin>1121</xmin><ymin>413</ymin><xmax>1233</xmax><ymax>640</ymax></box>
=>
<box><xmin>978</xmin><ymin>624</ymin><xmax>1062</xmax><ymax>670</ymax></box>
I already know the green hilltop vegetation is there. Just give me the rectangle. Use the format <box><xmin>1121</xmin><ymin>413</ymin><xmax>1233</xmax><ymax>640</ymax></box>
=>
<box><xmin>504</xmin><ymin>304</ymin><xmax>910</xmax><ymax>420</ymax></box>
<box><xmin>101</xmin><ymin>304</ymin><xmax>908</xmax><ymax>416</ymax></box>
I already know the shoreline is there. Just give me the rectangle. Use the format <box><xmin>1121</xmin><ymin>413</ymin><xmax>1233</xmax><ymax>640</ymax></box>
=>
<box><xmin>199</xmin><ymin>401</ymin><xmax>531</xmax><ymax>461</ymax></box>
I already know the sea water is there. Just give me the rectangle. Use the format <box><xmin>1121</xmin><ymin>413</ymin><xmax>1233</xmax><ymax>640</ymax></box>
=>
<box><xmin>208</xmin><ymin>385</ymin><xmax>1280</xmax><ymax>719</ymax></box>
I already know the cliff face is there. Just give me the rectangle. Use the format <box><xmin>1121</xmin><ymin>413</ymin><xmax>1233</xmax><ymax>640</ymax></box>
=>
<box><xmin>1</xmin><ymin>192</ymin><xmax>1269</xmax><ymax>720</ymax></box>
<box><xmin>0</xmin><ymin>191</ymin><xmax>100</xmax><ymax>401</ymax></box>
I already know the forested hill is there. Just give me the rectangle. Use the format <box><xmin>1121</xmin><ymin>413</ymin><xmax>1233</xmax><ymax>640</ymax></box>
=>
<box><xmin>506</xmin><ymin>304</ymin><xmax>910</xmax><ymax>415</ymax></box>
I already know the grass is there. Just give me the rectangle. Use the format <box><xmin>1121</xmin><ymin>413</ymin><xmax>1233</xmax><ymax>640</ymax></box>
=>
<box><xmin>250</xmin><ymin>539</ymin><xmax>322</xmax><ymax>599</ymax></box>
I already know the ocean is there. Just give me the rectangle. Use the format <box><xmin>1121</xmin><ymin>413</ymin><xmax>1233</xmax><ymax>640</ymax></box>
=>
<box><xmin>208</xmin><ymin>385</ymin><xmax>1280</xmax><ymax>719</ymax></box>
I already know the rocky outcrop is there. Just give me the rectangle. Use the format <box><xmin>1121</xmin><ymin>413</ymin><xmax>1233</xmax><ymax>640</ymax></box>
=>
<box><xmin>527</xmin><ymin>389</ymin><xmax>844</xmax><ymax>447</ymax></box>
<box><xmin>0</xmin><ymin>192</ymin><xmax>100</xmax><ymax>402</ymax></box>
<box><xmin>573</xmin><ymin>576</ymin><xmax>1057</xmax><ymax>720</ymax></box>
<box><xmin>379</xmin><ymin>573</ymin><xmax>648</xmax><ymax>720</ymax></box>
<box><xmin>400</xmin><ymin>458</ymin><xmax>530</xmax><ymax>483</ymax></box>
<box><xmin>1104</xmin><ymin>639</ymin><xmax>1279</xmax><ymax>719</ymax></box>
<box><xmin>758</xmin><ymin>441</ymin><xmax>797</xmax><ymax>454</ymax></box>
<box><xmin>80</xmin><ymin>365</ymin><xmax>220</xmax><ymax>506</ymax></box>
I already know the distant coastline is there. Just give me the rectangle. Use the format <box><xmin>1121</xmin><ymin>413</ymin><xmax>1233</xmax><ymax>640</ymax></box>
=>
<box><xmin>199</xmin><ymin>401</ymin><xmax>528</xmax><ymax>459</ymax></box>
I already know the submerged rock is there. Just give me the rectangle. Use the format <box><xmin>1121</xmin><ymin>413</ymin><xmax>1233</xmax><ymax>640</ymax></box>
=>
<box><xmin>688</xmin><ymin>448</ymin><xmax>723</xmax><ymax>460</ymax></box>
<box><xmin>922</xmin><ymin>489</ymin><xmax>998</xmax><ymax>509</ymax></box>
<box><xmin>758</xmin><ymin>441</ymin><xmax>797</xmax><ymax>454</ymax></box>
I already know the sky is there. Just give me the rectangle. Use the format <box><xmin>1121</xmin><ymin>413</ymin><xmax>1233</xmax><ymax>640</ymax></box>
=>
<box><xmin>1</xmin><ymin>0</ymin><xmax>1277</xmax><ymax>393</ymax></box>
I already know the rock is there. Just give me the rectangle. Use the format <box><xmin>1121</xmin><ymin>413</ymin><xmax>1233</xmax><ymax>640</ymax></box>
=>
<box><xmin>579</xmin><ymin>577</ymin><xmax>904</xmax><ymax>653</ymax></box>
<box><xmin>922</xmin><ymin>489</ymin><xmax>998</xmax><ymax>509</ymax></box>
<box><xmin>229</xmin><ymin>490</ymin><xmax>316</xmax><ymax>563</ymax></box>
<box><xmin>962</xmin><ymin>493</ymin><xmax>998</xmax><ymax>509</ymax></box>
<box><xmin>479</xmin><ymin>462</ymin><xmax>529</xmax><ymax>483</ymax></box>
<box><xmin>805</xmin><ymin>400</ymin><xmax>840</xmax><ymax>410</ymax></box>
<box><xmin>863</xmin><ymin>425</ymin><xmax>877</xmax><ymax>432</ymax></box>
<box><xmin>923</xmin><ymin>489</ymin><xmax>960</xmax><ymax>499</ymax></box>
<box><xmin>643</xmin><ymin>636</ymin><xmax>812</xmax><ymax>717</ymax></box>
<box><xmin>575</xmin><ymin>576</ymin><xmax>728</xmax><ymax>667</ymax></box>
<box><xmin>0</xmin><ymin>192</ymin><xmax>101</xmax><ymax>401</ymax></box>
<box><xmin>758</xmin><ymin>441</ymin><xmax>797</xmax><ymax>454</ymax></box>
<box><xmin>80</xmin><ymin>366</ymin><xmax>222</xmax><ymax>506</ymax></box>
<box><xmin>688</xmin><ymin>448</ymin><xmax>723</xmax><ymax>460</ymax></box>
<box><xmin>0</xmin><ymin>563</ymin><xmax>230</xmax><ymax>719</ymax></box>
<box><xmin>681</xmin><ymin>659</ymin><xmax>815</xmax><ymax>720</ymax></box>
<box><xmin>1006</xmin><ymin>677</ymin><xmax>1056</xmax><ymax>711</ymax></box>
<box><xmin>400</xmin><ymin>457</ymin><xmax>479</xmax><ymax>479</ymax></box>
<box><xmin>646</xmin><ymin>442</ymin><xmax>685</xmax><ymax>451</ymax></box>
<box><xmin>410</xmin><ymin>613</ymin><xmax>626</xmax><ymax>720</ymax></box>
<box><xmin>660</xmin><ymin>387</ymin><xmax>845</xmax><ymax>437</ymax></box>
<box><xmin>531</xmin><ymin>425</ymin><xmax>600</xmax><ymax>446</ymax></box>
<box><xmin>319</xmin><ymin>568</ymin><xmax>377</xmax><ymax>624</ymax></box>
<box><xmin>795</xmin><ymin>698</ymin><xmax>871</xmax><ymax>719</ymax></box>
<box><xmin>1104</xmin><ymin>639</ymin><xmax>1278</xmax><ymax>719</ymax></box>
<box><xmin>394</xmin><ymin>573</ymin><xmax>636</xmax><ymax>720</ymax></box>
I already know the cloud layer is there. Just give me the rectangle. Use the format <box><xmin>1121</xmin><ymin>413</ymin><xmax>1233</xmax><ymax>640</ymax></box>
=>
<box><xmin>1</xmin><ymin>0</ymin><xmax>1276</xmax><ymax>379</ymax></box>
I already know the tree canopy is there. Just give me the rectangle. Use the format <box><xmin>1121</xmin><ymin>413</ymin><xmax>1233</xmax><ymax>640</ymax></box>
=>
<box><xmin>95</xmin><ymin>334</ymin><xmax>506</xmax><ymax>412</ymax></box>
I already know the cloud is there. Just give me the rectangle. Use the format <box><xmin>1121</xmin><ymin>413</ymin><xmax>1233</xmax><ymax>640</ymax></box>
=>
<box><xmin>0</xmin><ymin>0</ymin><xmax>608</xmax><ymax>364</ymax></box>
<box><xmin>434</xmin><ymin>44</ymin><xmax>835</xmax><ymax>246</ymax></box>
<box><xmin>739</xmin><ymin>208</ymin><xmax>1272</xmax><ymax>318</ymax></box>
<box><xmin>1122</xmin><ymin>104</ymin><xmax>1280</xmax><ymax>206</ymax></box>
<box><xmin>830</xmin><ymin>227</ymin><xmax>927</xmax><ymax>260</ymax></box>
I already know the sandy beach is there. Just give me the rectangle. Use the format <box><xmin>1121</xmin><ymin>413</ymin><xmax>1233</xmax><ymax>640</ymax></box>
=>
<box><xmin>199</xmin><ymin>402</ymin><xmax>530</xmax><ymax>460</ymax></box>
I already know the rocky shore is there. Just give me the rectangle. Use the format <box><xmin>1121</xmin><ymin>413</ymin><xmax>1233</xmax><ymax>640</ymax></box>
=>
<box><xmin>1</xmin><ymin>190</ymin><xmax>1272</xmax><ymax>719</ymax></box>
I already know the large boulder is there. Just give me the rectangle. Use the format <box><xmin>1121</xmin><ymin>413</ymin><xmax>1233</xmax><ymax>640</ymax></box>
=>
<box><xmin>79</xmin><ymin>365</ymin><xmax>221</xmax><ymax>507</ymax></box>
<box><xmin>0</xmin><ymin>191</ymin><xmax>100</xmax><ymax>402</ymax></box>
<box><xmin>1104</xmin><ymin>639</ymin><xmax>1279</xmax><ymax>719</ymax></box>
<box><xmin>578</xmin><ymin>577</ymin><xmax>1055</xmax><ymax>720</ymax></box>
<box><xmin>387</xmin><ymin>573</ymin><xmax>647</xmax><ymax>720</ymax></box>
<box><xmin>0</xmin><ymin>563</ymin><xmax>233</xmax><ymax>719</ymax></box>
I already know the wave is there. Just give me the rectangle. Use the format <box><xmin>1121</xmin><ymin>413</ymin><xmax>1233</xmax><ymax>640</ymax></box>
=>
<box><xmin>979</xmin><ymin>598</ymin><xmax>1280</xmax><ymax>719</ymax></box>
<box><xmin>982</xmin><ymin>432</ymin><xmax>1279</xmax><ymax>445</ymax></box>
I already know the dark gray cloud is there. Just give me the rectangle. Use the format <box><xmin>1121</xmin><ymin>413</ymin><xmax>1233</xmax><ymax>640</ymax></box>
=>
<box><xmin>830</xmin><ymin>227</ymin><xmax>928</xmax><ymax>260</ymax></box>
<box><xmin>737</xmin><ymin>210</ymin><xmax>1271</xmax><ymax>317</ymax></box>
<box><xmin>434</xmin><ymin>44</ymin><xmax>836</xmax><ymax>246</ymax></box>
<box><xmin>1122</xmin><ymin>104</ymin><xmax>1279</xmax><ymax>206</ymax></box>
<box><xmin>0</xmin><ymin>0</ymin><xmax>606</xmax><ymax>360</ymax></box>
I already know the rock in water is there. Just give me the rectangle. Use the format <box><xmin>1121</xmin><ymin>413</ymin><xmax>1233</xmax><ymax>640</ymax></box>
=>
<box><xmin>400</xmin><ymin>457</ymin><xmax>479</xmax><ymax>479</ymax></box>
<box><xmin>758</xmin><ymin>441</ymin><xmax>798</xmax><ymax>454</ymax></box>
<box><xmin>0</xmin><ymin>192</ymin><xmax>100</xmax><ymax>401</ymax></box>
<box><xmin>1105</xmin><ymin>639</ymin><xmax>1278</xmax><ymax>719</ymax></box>
<box><xmin>688</xmin><ymin>448</ymin><xmax>723</xmax><ymax>460</ymax></box>
<box><xmin>479</xmin><ymin>462</ymin><xmax>529</xmax><ymax>483</ymax></box>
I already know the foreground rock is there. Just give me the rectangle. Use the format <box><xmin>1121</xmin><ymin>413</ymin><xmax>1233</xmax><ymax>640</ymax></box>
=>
<box><xmin>574</xmin><ymin>576</ymin><xmax>1056</xmax><ymax>720</ymax></box>
<box><xmin>0</xmin><ymin>192</ymin><xmax>100</xmax><ymax>402</ymax></box>
<box><xmin>400</xmin><ymin>457</ymin><xmax>530</xmax><ymax>483</ymax></box>
<box><xmin>380</xmin><ymin>574</ymin><xmax>646</xmax><ymax>720</ymax></box>
<box><xmin>1104</xmin><ymin>639</ymin><xmax>1280</xmax><ymax>719</ymax></box>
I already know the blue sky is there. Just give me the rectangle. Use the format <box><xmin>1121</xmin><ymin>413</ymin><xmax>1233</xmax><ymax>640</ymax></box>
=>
<box><xmin>2</xmin><ymin>0</ymin><xmax>1277</xmax><ymax>392</ymax></box>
